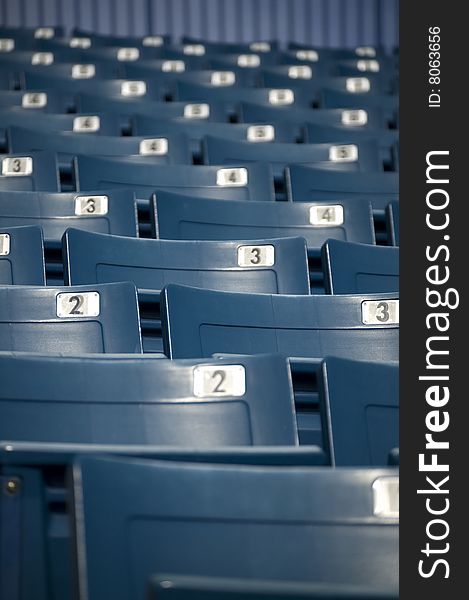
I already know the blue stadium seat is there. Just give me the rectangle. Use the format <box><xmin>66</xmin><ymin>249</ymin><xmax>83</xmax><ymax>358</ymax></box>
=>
<box><xmin>0</xmin><ymin>47</ymin><xmax>82</xmax><ymax>66</ymax></box>
<box><xmin>0</xmin><ymin>67</ymin><xmax>16</xmax><ymax>90</ymax></box>
<box><xmin>21</xmin><ymin>74</ymin><xmax>169</xmax><ymax>108</ymax></box>
<box><xmin>321</xmin><ymin>89</ymin><xmax>398</xmax><ymax>127</ymax></box>
<box><xmin>182</xmin><ymin>37</ymin><xmax>280</xmax><ymax>54</ymax></box>
<box><xmin>0</xmin><ymin>89</ymin><xmax>69</xmax><ymax>112</ymax></box>
<box><xmin>20</xmin><ymin>61</ymin><xmax>117</xmax><ymax>85</ymax></box>
<box><xmin>0</xmin><ymin>225</ymin><xmax>45</xmax><ymax>284</ymax></box>
<box><xmin>0</xmin><ymin>352</ymin><xmax>298</xmax><ymax>445</ymax></box>
<box><xmin>148</xmin><ymin>574</ymin><xmax>397</xmax><ymax>599</ymax></box>
<box><xmin>159</xmin><ymin>67</ymin><xmax>254</xmax><ymax>89</ymax></box>
<box><xmin>322</xmin><ymin>239</ymin><xmax>399</xmax><ymax>294</ymax></box>
<box><xmin>0</xmin><ymin>282</ymin><xmax>142</xmax><ymax>352</ymax></box>
<box><xmin>202</xmin><ymin>136</ymin><xmax>382</xmax><ymax>177</ymax></box>
<box><xmin>0</xmin><ymin>109</ymin><xmax>122</xmax><ymax>147</ymax></box>
<box><xmin>71</xmin><ymin>456</ymin><xmax>399</xmax><ymax>599</ymax></box>
<box><xmin>304</xmin><ymin>122</ymin><xmax>398</xmax><ymax>171</ymax></box>
<box><xmin>0</xmin><ymin>189</ymin><xmax>140</xmax><ymax>246</ymax></box>
<box><xmin>258</xmin><ymin>71</ymin><xmax>388</xmax><ymax>97</ymax></box>
<box><xmin>318</xmin><ymin>357</ymin><xmax>398</xmax><ymax>466</ymax></box>
<box><xmin>286</xmin><ymin>165</ymin><xmax>399</xmax><ymax>211</ymax></box>
<box><xmin>70</xmin><ymin>29</ymin><xmax>171</xmax><ymax>47</ymax></box>
<box><xmin>154</xmin><ymin>192</ymin><xmax>376</xmax><ymax>254</ymax></box>
<box><xmin>0</xmin><ymin>25</ymin><xmax>64</xmax><ymax>39</ymax></box>
<box><xmin>161</xmin><ymin>285</ymin><xmax>399</xmax><ymax>361</ymax></box>
<box><xmin>76</xmin><ymin>94</ymin><xmax>228</xmax><ymax>122</ymax></box>
<box><xmin>75</xmin><ymin>157</ymin><xmax>275</xmax><ymax>201</ymax></box>
<box><xmin>7</xmin><ymin>127</ymin><xmax>192</xmax><ymax>166</ymax></box>
<box><xmin>239</xmin><ymin>103</ymin><xmax>388</xmax><ymax>131</ymax></box>
<box><xmin>0</xmin><ymin>151</ymin><xmax>60</xmax><ymax>191</ymax></box>
<box><xmin>131</xmin><ymin>116</ymin><xmax>299</xmax><ymax>158</ymax></box>
<box><xmin>0</xmin><ymin>443</ymin><xmax>324</xmax><ymax>600</ymax></box>
<box><xmin>386</xmin><ymin>201</ymin><xmax>399</xmax><ymax>246</ymax></box>
<box><xmin>175</xmin><ymin>81</ymin><xmax>311</xmax><ymax>114</ymax></box>
<box><xmin>63</xmin><ymin>229</ymin><xmax>311</xmax><ymax>295</ymax></box>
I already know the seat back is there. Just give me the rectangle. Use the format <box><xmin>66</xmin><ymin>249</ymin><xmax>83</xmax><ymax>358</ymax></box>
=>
<box><xmin>0</xmin><ymin>225</ymin><xmax>45</xmax><ymax>284</ymax></box>
<box><xmin>0</xmin><ymin>151</ymin><xmax>60</xmax><ymax>191</ymax></box>
<box><xmin>161</xmin><ymin>284</ymin><xmax>399</xmax><ymax>362</ymax></box>
<box><xmin>0</xmin><ymin>352</ymin><xmax>297</xmax><ymax>446</ymax></box>
<box><xmin>72</xmin><ymin>456</ymin><xmax>399</xmax><ymax>600</ymax></box>
<box><xmin>154</xmin><ymin>192</ymin><xmax>376</xmax><ymax>253</ymax></box>
<box><xmin>318</xmin><ymin>357</ymin><xmax>399</xmax><ymax>466</ymax></box>
<box><xmin>286</xmin><ymin>165</ymin><xmax>399</xmax><ymax>210</ymax></box>
<box><xmin>63</xmin><ymin>229</ymin><xmax>310</xmax><ymax>295</ymax></box>
<box><xmin>0</xmin><ymin>190</ymin><xmax>139</xmax><ymax>245</ymax></box>
<box><xmin>7</xmin><ymin>126</ymin><xmax>191</xmax><ymax>165</ymax></box>
<box><xmin>322</xmin><ymin>239</ymin><xmax>399</xmax><ymax>294</ymax></box>
<box><xmin>0</xmin><ymin>282</ymin><xmax>142</xmax><ymax>353</ymax></box>
<box><xmin>74</xmin><ymin>157</ymin><xmax>275</xmax><ymax>201</ymax></box>
<box><xmin>202</xmin><ymin>136</ymin><xmax>382</xmax><ymax>176</ymax></box>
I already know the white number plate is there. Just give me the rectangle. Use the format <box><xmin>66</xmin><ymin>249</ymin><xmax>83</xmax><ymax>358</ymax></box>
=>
<box><xmin>329</xmin><ymin>144</ymin><xmax>358</xmax><ymax>162</ymax></box>
<box><xmin>73</xmin><ymin>116</ymin><xmax>100</xmax><ymax>132</ymax></box>
<box><xmin>237</xmin><ymin>54</ymin><xmax>260</xmax><ymax>67</ymax></box>
<box><xmin>2</xmin><ymin>157</ymin><xmax>32</xmax><ymax>176</ymax></box>
<box><xmin>211</xmin><ymin>71</ymin><xmax>235</xmax><ymax>86</ymax></box>
<box><xmin>309</xmin><ymin>205</ymin><xmax>344</xmax><ymax>226</ymax></box>
<box><xmin>0</xmin><ymin>233</ymin><xmax>10</xmax><ymax>256</ymax></box>
<box><xmin>70</xmin><ymin>37</ymin><xmax>91</xmax><ymax>48</ymax></box>
<box><xmin>356</xmin><ymin>46</ymin><xmax>376</xmax><ymax>57</ymax></box>
<box><xmin>237</xmin><ymin>245</ymin><xmax>275</xmax><ymax>267</ymax></box>
<box><xmin>117</xmin><ymin>47</ymin><xmax>139</xmax><ymax>61</ymax></box>
<box><xmin>0</xmin><ymin>38</ymin><xmax>14</xmax><ymax>52</ymax></box>
<box><xmin>269</xmin><ymin>89</ymin><xmax>294</xmax><ymax>105</ymax></box>
<box><xmin>193</xmin><ymin>365</ymin><xmax>246</xmax><ymax>398</ymax></box>
<box><xmin>373</xmin><ymin>477</ymin><xmax>399</xmax><ymax>518</ymax></box>
<box><xmin>142</xmin><ymin>35</ymin><xmax>164</xmax><ymax>46</ymax></box>
<box><xmin>357</xmin><ymin>59</ymin><xmax>380</xmax><ymax>72</ymax></box>
<box><xmin>22</xmin><ymin>92</ymin><xmax>47</xmax><ymax>108</ymax></box>
<box><xmin>183</xmin><ymin>44</ymin><xmax>205</xmax><ymax>55</ymax></box>
<box><xmin>361</xmin><ymin>300</ymin><xmax>399</xmax><ymax>325</ymax></box>
<box><xmin>346</xmin><ymin>77</ymin><xmax>371</xmax><ymax>93</ymax></box>
<box><xmin>121</xmin><ymin>81</ymin><xmax>146</xmax><ymax>97</ymax></box>
<box><xmin>341</xmin><ymin>109</ymin><xmax>368</xmax><ymax>126</ymax></box>
<box><xmin>249</xmin><ymin>41</ymin><xmax>270</xmax><ymax>52</ymax></box>
<box><xmin>34</xmin><ymin>27</ymin><xmax>54</xmax><ymax>39</ymax></box>
<box><xmin>72</xmin><ymin>64</ymin><xmax>95</xmax><ymax>79</ymax></box>
<box><xmin>296</xmin><ymin>49</ymin><xmax>318</xmax><ymax>62</ymax></box>
<box><xmin>184</xmin><ymin>103</ymin><xmax>209</xmax><ymax>119</ymax></box>
<box><xmin>56</xmin><ymin>292</ymin><xmax>100</xmax><ymax>318</ymax></box>
<box><xmin>288</xmin><ymin>65</ymin><xmax>312</xmax><ymax>79</ymax></box>
<box><xmin>216</xmin><ymin>168</ymin><xmax>248</xmax><ymax>186</ymax></box>
<box><xmin>74</xmin><ymin>195</ymin><xmax>108</xmax><ymax>216</ymax></box>
<box><xmin>247</xmin><ymin>124</ymin><xmax>275</xmax><ymax>142</ymax></box>
<box><xmin>139</xmin><ymin>138</ymin><xmax>168</xmax><ymax>155</ymax></box>
<box><xmin>31</xmin><ymin>52</ymin><xmax>54</xmax><ymax>65</ymax></box>
<box><xmin>162</xmin><ymin>60</ymin><xmax>185</xmax><ymax>72</ymax></box>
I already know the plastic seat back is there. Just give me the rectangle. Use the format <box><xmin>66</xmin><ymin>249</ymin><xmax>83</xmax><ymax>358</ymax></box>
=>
<box><xmin>75</xmin><ymin>157</ymin><xmax>275</xmax><ymax>201</ymax></box>
<box><xmin>0</xmin><ymin>352</ymin><xmax>297</xmax><ymax>446</ymax></box>
<box><xmin>154</xmin><ymin>192</ymin><xmax>376</xmax><ymax>254</ymax></box>
<box><xmin>161</xmin><ymin>285</ymin><xmax>399</xmax><ymax>362</ymax></box>
<box><xmin>0</xmin><ymin>151</ymin><xmax>60</xmax><ymax>191</ymax></box>
<box><xmin>0</xmin><ymin>189</ymin><xmax>139</xmax><ymax>245</ymax></box>
<box><xmin>71</xmin><ymin>456</ymin><xmax>399</xmax><ymax>600</ymax></box>
<box><xmin>286</xmin><ymin>165</ymin><xmax>399</xmax><ymax>210</ymax></box>
<box><xmin>0</xmin><ymin>282</ymin><xmax>142</xmax><ymax>353</ymax></box>
<box><xmin>63</xmin><ymin>229</ymin><xmax>310</xmax><ymax>295</ymax></box>
<box><xmin>318</xmin><ymin>357</ymin><xmax>399</xmax><ymax>466</ymax></box>
<box><xmin>0</xmin><ymin>224</ymin><xmax>45</xmax><ymax>284</ymax></box>
<box><xmin>322</xmin><ymin>239</ymin><xmax>399</xmax><ymax>294</ymax></box>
